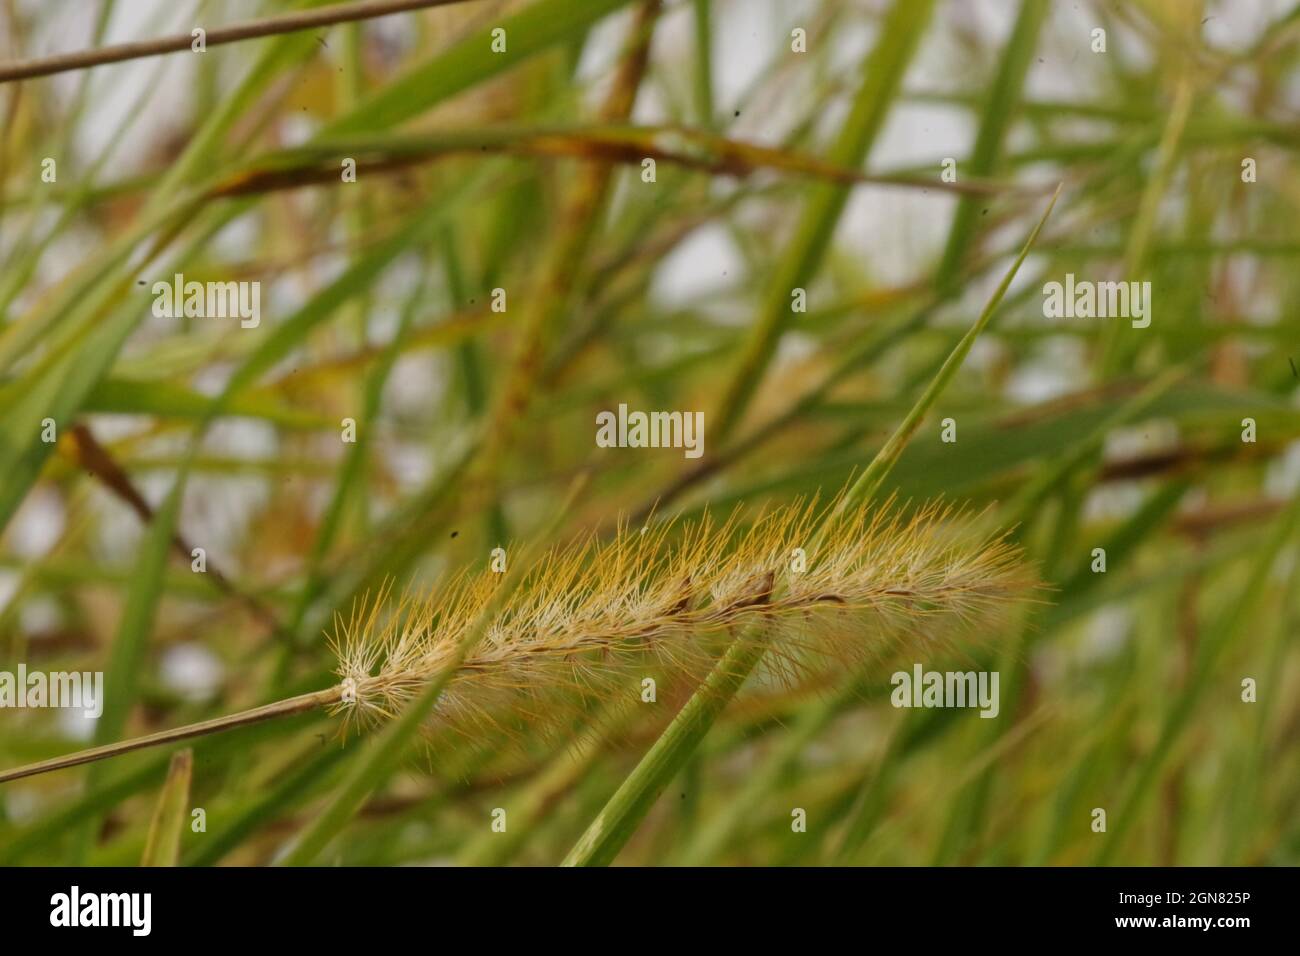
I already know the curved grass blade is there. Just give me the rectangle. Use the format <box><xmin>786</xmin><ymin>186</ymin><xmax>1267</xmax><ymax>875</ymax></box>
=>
<box><xmin>561</xmin><ymin>183</ymin><xmax>1061</xmax><ymax>868</ymax></box>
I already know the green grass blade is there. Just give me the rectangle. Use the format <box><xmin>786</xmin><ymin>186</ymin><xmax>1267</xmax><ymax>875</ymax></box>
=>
<box><xmin>562</xmin><ymin>183</ymin><xmax>1060</xmax><ymax>867</ymax></box>
<box><xmin>837</xmin><ymin>184</ymin><xmax>1060</xmax><ymax>513</ymax></box>
<box><xmin>934</xmin><ymin>0</ymin><xmax>1048</xmax><ymax>286</ymax></box>
<box><xmin>69</xmin><ymin>477</ymin><xmax>187</xmax><ymax>861</ymax></box>
<box><xmin>710</xmin><ymin>0</ymin><xmax>936</xmax><ymax>444</ymax></box>
<box><xmin>1095</xmin><ymin>492</ymin><xmax>1300</xmax><ymax>864</ymax></box>
<box><xmin>140</xmin><ymin>749</ymin><xmax>193</xmax><ymax>867</ymax></box>
<box><xmin>322</xmin><ymin>0</ymin><xmax>635</xmax><ymax>136</ymax></box>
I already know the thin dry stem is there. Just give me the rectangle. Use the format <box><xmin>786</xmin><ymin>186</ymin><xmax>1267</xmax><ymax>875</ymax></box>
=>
<box><xmin>0</xmin><ymin>0</ymin><xmax>471</xmax><ymax>85</ymax></box>
<box><xmin>0</xmin><ymin>688</ymin><xmax>336</xmax><ymax>785</ymax></box>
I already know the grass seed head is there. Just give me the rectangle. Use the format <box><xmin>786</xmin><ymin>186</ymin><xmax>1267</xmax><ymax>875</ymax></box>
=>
<box><xmin>330</xmin><ymin>494</ymin><xmax>1036</xmax><ymax>741</ymax></box>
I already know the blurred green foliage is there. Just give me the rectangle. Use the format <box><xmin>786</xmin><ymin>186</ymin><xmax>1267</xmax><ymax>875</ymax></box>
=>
<box><xmin>0</xmin><ymin>0</ymin><xmax>1297</xmax><ymax>866</ymax></box>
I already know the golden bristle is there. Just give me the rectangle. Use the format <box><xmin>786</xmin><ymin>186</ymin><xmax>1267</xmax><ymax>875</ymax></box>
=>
<box><xmin>329</xmin><ymin>496</ymin><xmax>1036</xmax><ymax>740</ymax></box>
